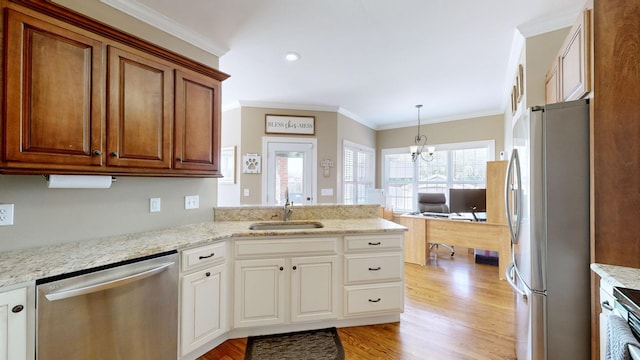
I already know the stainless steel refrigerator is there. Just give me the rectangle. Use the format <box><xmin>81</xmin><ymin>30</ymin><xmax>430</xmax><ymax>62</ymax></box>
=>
<box><xmin>504</xmin><ymin>99</ymin><xmax>591</xmax><ymax>360</ymax></box>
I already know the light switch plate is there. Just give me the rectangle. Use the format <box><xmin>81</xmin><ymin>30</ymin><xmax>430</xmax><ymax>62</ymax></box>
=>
<box><xmin>0</xmin><ymin>204</ymin><xmax>15</xmax><ymax>226</ymax></box>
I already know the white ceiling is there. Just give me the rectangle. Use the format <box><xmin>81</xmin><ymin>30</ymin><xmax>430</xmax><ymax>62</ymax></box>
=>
<box><xmin>103</xmin><ymin>0</ymin><xmax>586</xmax><ymax>129</ymax></box>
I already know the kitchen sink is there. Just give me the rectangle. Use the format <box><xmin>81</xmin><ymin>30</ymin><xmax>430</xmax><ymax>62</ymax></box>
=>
<box><xmin>248</xmin><ymin>221</ymin><xmax>324</xmax><ymax>230</ymax></box>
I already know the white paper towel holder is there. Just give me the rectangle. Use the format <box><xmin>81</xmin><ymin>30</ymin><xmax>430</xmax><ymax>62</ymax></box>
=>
<box><xmin>44</xmin><ymin>175</ymin><xmax>116</xmax><ymax>189</ymax></box>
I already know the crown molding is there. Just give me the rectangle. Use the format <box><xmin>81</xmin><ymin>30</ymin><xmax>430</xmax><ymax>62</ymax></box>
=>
<box><xmin>100</xmin><ymin>0</ymin><xmax>228</xmax><ymax>56</ymax></box>
<box><xmin>517</xmin><ymin>8</ymin><xmax>580</xmax><ymax>37</ymax></box>
<box><xmin>222</xmin><ymin>101</ymin><xmax>378</xmax><ymax>130</ymax></box>
<box><xmin>377</xmin><ymin>109</ymin><xmax>504</xmax><ymax>131</ymax></box>
<box><xmin>222</xmin><ymin>101</ymin><xmax>501</xmax><ymax>131</ymax></box>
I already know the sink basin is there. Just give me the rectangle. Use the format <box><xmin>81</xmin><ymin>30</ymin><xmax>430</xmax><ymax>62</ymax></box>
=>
<box><xmin>248</xmin><ymin>221</ymin><xmax>324</xmax><ymax>230</ymax></box>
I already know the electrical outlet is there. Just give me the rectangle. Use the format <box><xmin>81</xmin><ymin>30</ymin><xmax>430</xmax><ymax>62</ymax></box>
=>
<box><xmin>149</xmin><ymin>198</ymin><xmax>161</xmax><ymax>213</ymax></box>
<box><xmin>0</xmin><ymin>204</ymin><xmax>15</xmax><ymax>226</ymax></box>
<box><xmin>185</xmin><ymin>195</ymin><xmax>199</xmax><ymax>210</ymax></box>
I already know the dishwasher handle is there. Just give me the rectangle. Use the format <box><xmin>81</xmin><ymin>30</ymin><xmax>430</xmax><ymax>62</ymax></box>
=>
<box><xmin>44</xmin><ymin>262</ymin><xmax>174</xmax><ymax>301</ymax></box>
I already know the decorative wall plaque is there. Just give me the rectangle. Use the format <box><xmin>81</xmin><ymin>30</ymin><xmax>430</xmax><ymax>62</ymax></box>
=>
<box><xmin>242</xmin><ymin>154</ymin><xmax>261</xmax><ymax>174</ymax></box>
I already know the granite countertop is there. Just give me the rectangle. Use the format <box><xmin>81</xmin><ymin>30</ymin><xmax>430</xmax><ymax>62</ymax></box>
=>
<box><xmin>591</xmin><ymin>263</ymin><xmax>640</xmax><ymax>290</ymax></box>
<box><xmin>0</xmin><ymin>216</ymin><xmax>405</xmax><ymax>288</ymax></box>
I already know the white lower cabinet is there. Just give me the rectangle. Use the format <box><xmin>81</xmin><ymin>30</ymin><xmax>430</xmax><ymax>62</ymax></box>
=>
<box><xmin>233</xmin><ymin>237</ymin><xmax>339</xmax><ymax>328</ymax></box>
<box><xmin>0</xmin><ymin>286</ymin><xmax>29</xmax><ymax>360</ymax></box>
<box><xmin>343</xmin><ymin>234</ymin><xmax>404</xmax><ymax>317</ymax></box>
<box><xmin>234</xmin><ymin>258</ymin><xmax>286</xmax><ymax>328</ymax></box>
<box><xmin>178</xmin><ymin>232</ymin><xmax>404</xmax><ymax>356</ymax></box>
<box><xmin>599</xmin><ymin>282</ymin><xmax>616</xmax><ymax>360</ymax></box>
<box><xmin>180</xmin><ymin>242</ymin><xmax>228</xmax><ymax>357</ymax></box>
<box><xmin>290</xmin><ymin>255</ymin><xmax>338</xmax><ymax>322</ymax></box>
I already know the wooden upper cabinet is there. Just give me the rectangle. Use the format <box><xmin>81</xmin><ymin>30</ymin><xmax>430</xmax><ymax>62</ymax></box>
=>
<box><xmin>3</xmin><ymin>9</ymin><xmax>104</xmax><ymax>168</ymax></box>
<box><xmin>543</xmin><ymin>9</ymin><xmax>592</xmax><ymax>104</ymax></box>
<box><xmin>560</xmin><ymin>9</ymin><xmax>591</xmax><ymax>102</ymax></box>
<box><xmin>174</xmin><ymin>69</ymin><xmax>221</xmax><ymax>173</ymax></box>
<box><xmin>107</xmin><ymin>46</ymin><xmax>173</xmax><ymax>169</ymax></box>
<box><xmin>0</xmin><ymin>1</ymin><xmax>229</xmax><ymax>177</ymax></box>
<box><xmin>544</xmin><ymin>57</ymin><xmax>560</xmax><ymax>104</ymax></box>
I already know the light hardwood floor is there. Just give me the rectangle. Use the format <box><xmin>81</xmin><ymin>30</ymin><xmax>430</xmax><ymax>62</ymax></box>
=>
<box><xmin>200</xmin><ymin>248</ymin><xmax>516</xmax><ymax>360</ymax></box>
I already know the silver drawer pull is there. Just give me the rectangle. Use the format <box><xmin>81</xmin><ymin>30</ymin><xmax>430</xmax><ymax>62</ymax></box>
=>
<box><xmin>368</xmin><ymin>267</ymin><xmax>381</xmax><ymax>271</ymax></box>
<box><xmin>368</xmin><ymin>242</ymin><xmax>381</xmax><ymax>246</ymax></box>
<box><xmin>602</xmin><ymin>300</ymin><xmax>614</xmax><ymax>311</ymax></box>
<box><xmin>368</xmin><ymin>298</ymin><xmax>381</xmax><ymax>303</ymax></box>
<box><xmin>198</xmin><ymin>252</ymin><xmax>215</xmax><ymax>259</ymax></box>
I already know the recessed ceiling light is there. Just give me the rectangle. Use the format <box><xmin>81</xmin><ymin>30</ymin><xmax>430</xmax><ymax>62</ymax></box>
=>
<box><xmin>285</xmin><ymin>52</ymin><xmax>301</xmax><ymax>62</ymax></box>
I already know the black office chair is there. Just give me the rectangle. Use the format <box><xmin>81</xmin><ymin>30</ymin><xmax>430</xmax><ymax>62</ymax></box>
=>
<box><xmin>418</xmin><ymin>193</ymin><xmax>455</xmax><ymax>257</ymax></box>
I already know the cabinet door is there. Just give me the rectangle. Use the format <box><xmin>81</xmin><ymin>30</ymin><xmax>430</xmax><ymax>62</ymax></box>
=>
<box><xmin>4</xmin><ymin>9</ymin><xmax>104</xmax><ymax>168</ymax></box>
<box><xmin>107</xmin><ymin>46</ymin><xmax>172</xmax><ymax>169</ymax></box>
<box><xmin>174</xmin><ymin>69</ymin><xmax>221</xmax><ymax>173</ymax></box>
<box><xmin>0</xmin><ymin>287</ymin><xmax>28</xmax><ymax>360</ymax></box>
<box><xmin>180</xmin><ymin>264</ymin><xmax>227</xmax><ymax>356</ymax></box>
<box><xmin>560</xmin><ymin>9</ymin><xmax>591</xmax><ymax>101</ymax></box>
<box><xmin>234</xmin><ymin>258</ymin><xmax>285</xmax><ymax>328</ymax></box>
<box><xmin>290</xmin><ymin>255</ymin><xmax>338</xmax><ymax>322</ymax></box>
<box><xmin>544</xmin><ymin>58</ymin><xmax>560</xmax><ymax>104</ymax></box>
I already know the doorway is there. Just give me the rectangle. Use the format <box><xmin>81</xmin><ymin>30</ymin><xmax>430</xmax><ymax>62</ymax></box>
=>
<box><xmin>262</xmin><ymin>137</ymin><xmax>317</xmax><ymax>205</ymax></box>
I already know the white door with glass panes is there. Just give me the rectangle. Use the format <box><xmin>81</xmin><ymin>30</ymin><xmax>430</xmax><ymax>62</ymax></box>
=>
<box><xmin>262</xmin><ymin>137</ymin><xmax>317</xmax><ymax>205</ymax></box>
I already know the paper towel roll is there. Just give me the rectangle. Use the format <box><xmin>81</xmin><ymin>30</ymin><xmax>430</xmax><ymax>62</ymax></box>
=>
<box><xmin>47</xmin><ymin>175</ymin><xmax>113</xmax><ymax>189</ymax></box>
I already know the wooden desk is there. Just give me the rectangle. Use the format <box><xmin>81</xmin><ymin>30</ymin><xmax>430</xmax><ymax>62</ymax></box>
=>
<box><xmin>397</xmin><ymin>214</ymin><xmax>510</xmax><ymax>280</ymax></box>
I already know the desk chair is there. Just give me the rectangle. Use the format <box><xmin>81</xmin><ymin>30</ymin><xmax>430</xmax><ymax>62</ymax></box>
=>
<box><xmin>418</xmin><ymin>193</ymin><xmax>455</xmax><ymax>257</ymax></box>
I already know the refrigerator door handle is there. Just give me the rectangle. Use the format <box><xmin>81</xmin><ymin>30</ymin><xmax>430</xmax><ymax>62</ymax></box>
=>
<box><xmin>505</xmin><ymin>149</ymin><xmax>522</xmax><ymax>244</ymax></box>
<box><xmin>506</xmin><ymin>262</ymin><xmax>527</xmax><ymax>298</ymax></box>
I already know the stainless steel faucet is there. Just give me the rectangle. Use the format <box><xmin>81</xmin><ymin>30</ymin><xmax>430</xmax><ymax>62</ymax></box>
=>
<box><xmin>283</xmin><ymin>187</ymin><xmax>293</xmax><ymax>221</ymax></box>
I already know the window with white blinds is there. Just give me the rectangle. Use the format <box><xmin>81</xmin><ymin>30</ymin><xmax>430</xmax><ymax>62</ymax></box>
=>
<box><xmin>343</xmin><ymin>141</ymin><xmax>374</xmax><ymax>204</ymax></box>
<box><xmin>382</xmin><ymin>140</ymin><xmax>494</xmax><ymax>212</ymax></box>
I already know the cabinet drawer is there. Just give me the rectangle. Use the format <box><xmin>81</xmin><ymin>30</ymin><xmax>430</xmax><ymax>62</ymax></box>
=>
<box><xmin>345</xmin><ymin>254</ymin><xmax>403</xmax><ymax>284</ymax></box>
<box><xmin>344</xmin><ymin>283</ymin><xmax>403</xmax><ymax>316</ymax></box>
<box><xmin>344</xmin><ymin>234</ymin><xmax>403</xmax><ymax>252</ymax></box>
<box><xmin>182</xmin><ymin>242</ymin><xmax>226</xmax><ymax>272</ymax></box>
<box><xmin>235</xmin><ymin>237</ymin><xmax>338</xmax><ymax>258</ymax></box>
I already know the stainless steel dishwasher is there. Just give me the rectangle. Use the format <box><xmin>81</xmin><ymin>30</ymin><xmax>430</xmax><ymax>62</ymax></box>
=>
<box><xmin>36</xmin><ymin>251</ymin><xmax>178</xmax><ymax>360</ymax></box>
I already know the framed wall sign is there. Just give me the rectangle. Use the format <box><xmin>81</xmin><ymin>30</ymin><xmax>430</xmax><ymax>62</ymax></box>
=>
<box><xmin>265</xmin><ymin>115</ymin><xmax>315</xmax><ymax>135</ymax></box>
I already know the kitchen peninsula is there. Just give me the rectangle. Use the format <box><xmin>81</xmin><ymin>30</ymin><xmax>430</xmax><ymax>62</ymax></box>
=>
<box><xmin>0</xmin><ymin>204</ymin><xmax>406</xmax><ymax>360</ymax></box>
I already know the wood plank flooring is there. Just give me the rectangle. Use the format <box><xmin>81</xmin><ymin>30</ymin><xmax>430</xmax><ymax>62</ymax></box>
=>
<box><xmin>200</xmin><ymin>248</ymin><xmax>516</xmax><ymax>360</ymax></box>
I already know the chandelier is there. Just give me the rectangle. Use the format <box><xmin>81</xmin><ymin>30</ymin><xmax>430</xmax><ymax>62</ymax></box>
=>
<box><xmin>409</xmin><ymin>104</ymin><xmax>435</xmax><ymax>162</ymax></box>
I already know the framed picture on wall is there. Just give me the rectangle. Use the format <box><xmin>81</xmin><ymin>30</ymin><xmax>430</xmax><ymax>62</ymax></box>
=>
<box><xmin>518</xmin><ymin>64</ymin><xmax>525</xmax><ymax>96</ymax></box>
<box><xmin>219</xmin><ymin>146</ymin><xmax>236</xmax><ymax>184</ymax></box>
<box><xmin>265</xmin><ymin>115</ymin><xmax>315</xmax><ymax>135</ymax></box>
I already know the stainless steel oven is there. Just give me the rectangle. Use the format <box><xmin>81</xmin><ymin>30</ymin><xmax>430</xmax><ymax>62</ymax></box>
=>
<box><xmin>36</xmin><ymin>251</ymin><xmax>178</xmax><ymax>360</ymax></box>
